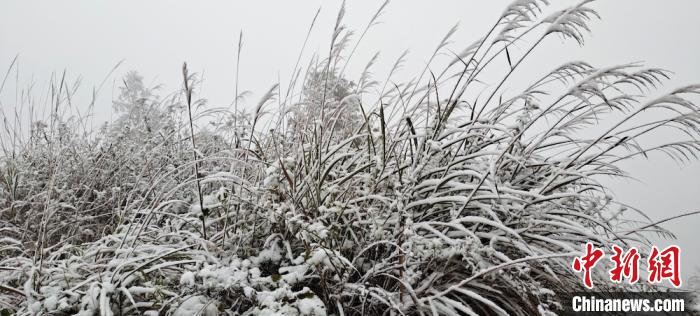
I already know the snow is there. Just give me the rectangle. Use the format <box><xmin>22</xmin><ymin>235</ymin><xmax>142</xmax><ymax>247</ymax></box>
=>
<box><xmin>180</xmin><ymin>271</ymin><xmax>196</xmax><ymax>287</ymax></box>
<box><xmin>296</xmin><ymin>296</ymin><xmax>327</xmax><ymax>316</ymax></box>
<box><xmin>0</xmin><ymin>1</ymin><xmax>694</xmax><ymax>315</ymax></box>
<box><xmin>28</xmin><ymin>301</ymin><xmax>41</xmax><ymax>314</ymax></box>
<box><xmin>173</xmin><ymin>296</ymin><xmax>218</xmax><ymax>316</ymax></box>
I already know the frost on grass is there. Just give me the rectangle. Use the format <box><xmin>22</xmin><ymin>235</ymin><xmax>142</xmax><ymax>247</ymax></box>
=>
<box><xmin>2</xmin><ymin>0</ymin><xmax>700</xmax><ymax>315</ymax></box>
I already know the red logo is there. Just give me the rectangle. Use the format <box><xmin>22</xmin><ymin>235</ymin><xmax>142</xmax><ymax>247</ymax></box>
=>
<box><xmin>647</xmin><ymin>245</ymin><xmax>682</xmax><ymax>287</ymax></box>
<box><xmin>572</xmin><ymin>243</ymin><xmax>681</xmax><ymax>288</ymax></box>
<box><xmin>609</xmin><ymin>245</ymin><xmax>640</xmax><ymax>284</ymax></box>
<box><xmin>572</xmin><ymin>242</ymin><xmax>605</xmax><ymax>289</ymax></box>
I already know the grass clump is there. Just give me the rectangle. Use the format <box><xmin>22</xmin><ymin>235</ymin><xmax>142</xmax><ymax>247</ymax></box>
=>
<box><xmin>1</xmin><ymin>1</ymin><xmax>700</xmax><ymax>315</ymax></box>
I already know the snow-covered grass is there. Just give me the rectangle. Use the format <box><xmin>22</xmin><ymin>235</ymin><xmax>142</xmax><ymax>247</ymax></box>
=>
<box><xmin>1</xmin><ymin>0</ymin><xmax>700</xmax><ymax>315</ymax></box>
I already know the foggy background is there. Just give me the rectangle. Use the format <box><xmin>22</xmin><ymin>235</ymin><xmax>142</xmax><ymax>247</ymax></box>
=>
<box><xmin>1</xmin><ymin>0</ymin><xmax>698</xmax><ymax>284</ymax></box>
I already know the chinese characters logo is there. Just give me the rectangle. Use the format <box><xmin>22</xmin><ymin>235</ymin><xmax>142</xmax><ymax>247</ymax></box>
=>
<box><xmin>572</xmin><ymin>242</ymin><xmax>681</xmax><ymax>288</ymax></box>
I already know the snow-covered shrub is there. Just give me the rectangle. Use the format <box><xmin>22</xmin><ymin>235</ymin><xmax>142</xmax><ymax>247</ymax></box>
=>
<box><xmin>288</xmin><ymin>66</ymin><xmax>362</xmax><ymax>143</ymax></box>
<box><xmin>1</xmin><ymin>0</ymin><xmax>699</xmax><ymax>315</ymax></box>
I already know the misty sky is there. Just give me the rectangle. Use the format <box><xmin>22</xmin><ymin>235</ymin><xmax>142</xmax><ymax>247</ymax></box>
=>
<box><xmin>1</xmin><ymin>0</ymin><xmax>699</xmax><ymax>284</ymax></box>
